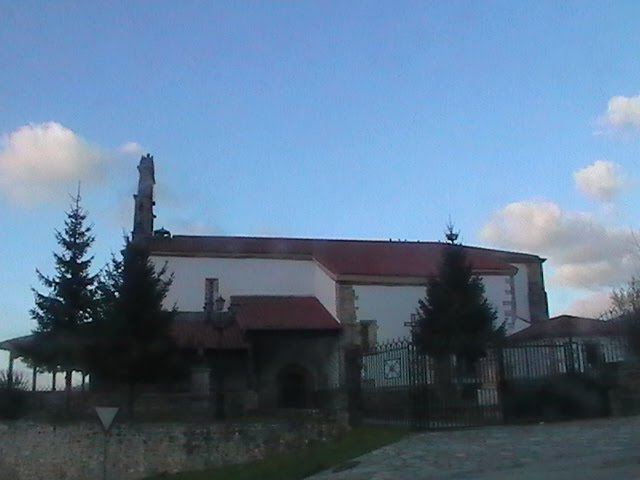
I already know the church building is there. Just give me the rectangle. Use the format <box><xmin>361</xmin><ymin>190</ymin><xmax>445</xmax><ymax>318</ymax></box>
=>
<box><xmin>132</xmin><ymin>154</ymin><xmax>549</xmax><ymax>412</ymax></box>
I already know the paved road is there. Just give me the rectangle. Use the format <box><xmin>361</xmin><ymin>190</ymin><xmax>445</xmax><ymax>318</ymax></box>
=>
<box><xmin>308</xmin><ymin>416</ymin><xmax>640</xmax><ymax>480</ymax></box>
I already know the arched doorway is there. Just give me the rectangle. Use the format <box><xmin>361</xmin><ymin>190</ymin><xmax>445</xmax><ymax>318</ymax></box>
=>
<box><xmin>277</xmin><ymin>364</ymin><xmax>312</xmax><ymax>408</ymax></box>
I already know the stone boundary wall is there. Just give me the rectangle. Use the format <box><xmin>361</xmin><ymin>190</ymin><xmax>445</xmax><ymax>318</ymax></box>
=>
<box><xmin>0</xmin><ymin>419</ymin><xmax>346</xmax><ymax>480</ymax></box>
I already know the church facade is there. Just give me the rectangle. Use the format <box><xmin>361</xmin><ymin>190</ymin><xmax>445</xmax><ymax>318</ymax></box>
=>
<box><xmin>132</xmin><ymin>154</ymin><xmax>549</xmax><ymax>412</ymax></box>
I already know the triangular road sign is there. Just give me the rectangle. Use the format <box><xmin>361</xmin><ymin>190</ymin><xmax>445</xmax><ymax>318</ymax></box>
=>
<box><xmin>95</xmin><ymin>406</ymin><xmax>119</xmax><ymax>433</ymax></box>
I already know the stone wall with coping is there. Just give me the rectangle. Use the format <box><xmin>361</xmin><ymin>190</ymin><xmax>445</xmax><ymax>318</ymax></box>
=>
<box><xmin>0</xmin><ymin>418</ymin><xmax>347</xmax><ymax>480</ymax></box>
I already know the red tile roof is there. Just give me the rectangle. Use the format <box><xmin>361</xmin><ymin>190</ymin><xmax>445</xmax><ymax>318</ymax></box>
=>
<box><xmin>232</xmin><ymin>296</ymin><xmax>341</xmax><ymax>331</ymax></box>
<box><xmin>170</xmin><ymin>296</ymin><xmax>340</xmax><ymax>350</ymax></box>
<box><xmin>148</xmin><ymin>235</ymin><xmax>524</xmax><ymax>278</ymax></box>
<box><xmin>507</xmin><ymin>315</ymin><xmax>622</xmax><ymax>343</ymax></box>
<box><xmin>171</xmin><ymin>314</ymin><xmax>248</xmax><ymax>350</ymax></box>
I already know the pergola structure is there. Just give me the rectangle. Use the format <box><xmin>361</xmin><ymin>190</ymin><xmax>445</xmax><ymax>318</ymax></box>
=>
<box><xmin>0</xmin><ymin>333</ymin><xmax>88</xmax><ymax>392</ymax></box>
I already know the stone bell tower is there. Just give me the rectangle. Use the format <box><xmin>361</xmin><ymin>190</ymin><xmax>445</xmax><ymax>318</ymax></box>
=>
<box><xmin>132</xmin><ymin>153</ymin><xmax>155</xmax><ymax>241</ymax></box>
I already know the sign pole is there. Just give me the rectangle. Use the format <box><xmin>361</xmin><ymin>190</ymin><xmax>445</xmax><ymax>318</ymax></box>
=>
<box><xmin>103</xmin><ymin>433</ymin><xmax>107</xmax><ymax>480</ymax></box>
<box><xmin>94</xmin><ymin>406</ymin><xmax>119</xmax><ymax>480</ymax></box>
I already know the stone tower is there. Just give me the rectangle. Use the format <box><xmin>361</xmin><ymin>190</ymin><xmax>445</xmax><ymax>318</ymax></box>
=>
<box><xmin>132</xmin><ymin>153</ymin><xmax>155</xmax><ymax>241</ymax></box>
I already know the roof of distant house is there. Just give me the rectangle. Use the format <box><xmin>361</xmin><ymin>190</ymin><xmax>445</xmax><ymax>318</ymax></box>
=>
<box><xmin>507</xmin><ymin>315</ymin><xmax>623</xmax><ymax>343</ymax></box>
<box><xmin>147</xmin><ymin>235</ymin><xmax>542</xmax><ymax>279</ymax></box>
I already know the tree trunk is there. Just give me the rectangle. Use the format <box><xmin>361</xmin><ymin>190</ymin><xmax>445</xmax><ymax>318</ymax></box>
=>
<box><xmin>434</xmin><ymin>355</ymin><xmax>456</xmax><ymax>417</ymax></box>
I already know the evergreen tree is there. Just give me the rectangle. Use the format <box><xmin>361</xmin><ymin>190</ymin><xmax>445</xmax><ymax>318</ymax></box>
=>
<box><xmin>89</xmin><ymin>238</ymin><xmax>184</xmax><ymax>416</ymax></box>
<box><xmin>414</xmin><ymin>224</ymin><xmax>501</xmax><ymax>372</ymax></box>
<box><xmin>29</xmin><ymin>191</ymin><xmax>98</xmax><ymax>402</ymax></box>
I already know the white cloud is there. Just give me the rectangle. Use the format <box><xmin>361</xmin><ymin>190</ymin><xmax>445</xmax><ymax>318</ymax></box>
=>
<box><xmin>0</xmin><ymin>122</ymin><xmax>106</xmax><ymax>205</ymax></box>
<box><xmin>574</xmin><ymin>160</ymin><xmax>626</xmax><ymax>202</ymax></box>
<box><xmin>596</xmin><ymin>94</ymin><xmax>640</xmax><ymax>135</ymax></box>
<box><xmin>119</xmin><ymin>141</ymin><xmax>145</xmax><ymax>157</ymax></box>
<box><xmin>480</xmin><ymin>200</ymin><xmax>638</xmax><ymax>289</ymax></box>
<box><xmin>567</xmin><ymin>291</ymin><xmax>612</xmax><ymax>318</ymax></box>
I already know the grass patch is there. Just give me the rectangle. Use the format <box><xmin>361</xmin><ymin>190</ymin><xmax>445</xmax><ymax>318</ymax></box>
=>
<box><xmin>146</xmin><ymin>427</ymin><xmax>409</xmax><ymax>480</ymax></box>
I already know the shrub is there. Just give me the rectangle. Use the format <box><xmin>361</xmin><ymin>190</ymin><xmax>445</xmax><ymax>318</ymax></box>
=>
<box><xmin>502</xmin><ymin>373</ymin><xmax>609</xmax><ymax>422</ymax></box>
<box><xmin>0</xmin><ymin>370</ymin><xmax>29</xmax><ymax>420</ymax></box>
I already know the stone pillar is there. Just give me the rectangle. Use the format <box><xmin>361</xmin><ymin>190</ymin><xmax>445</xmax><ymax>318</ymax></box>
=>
<box><xmin>336</xmin><ymin>283</ymin><xmax>358</xmax><ymax>326</ymax></box>
<box><xmin>190</xmin><ymin>366</ymin><xmax>211</xmax><ymax>395</ymax></box>
<box><xmin>336</xmin><ymin>283</ymin><xmax>360</xmax><ymax>388</ymax></box>
<box><xmin>360</xmin><ymin>320</ymin><xmax>378</xmax><ymax>353</ymax></box>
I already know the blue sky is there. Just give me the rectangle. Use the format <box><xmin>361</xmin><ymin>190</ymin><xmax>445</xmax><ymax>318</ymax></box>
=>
<box><xmin>1</xmin><ymin>1</ymin><xmax>639</xmax><ymax>356</ymax></box>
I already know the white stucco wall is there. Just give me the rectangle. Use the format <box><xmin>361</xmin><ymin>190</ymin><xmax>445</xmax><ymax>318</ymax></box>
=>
<box><xmin>153</xmin><ymin>254</ymin><xmax>522</xmax><ymax>342</ymax></box>
<box><xmin>313</xmin><ymin>265</ymin><xmax>337</xmax><ymax>317</ymax></box>
<box><xmin>152</xmin><ymin>256</ymin><xmax>317</xmax><ymax>311</ymax></box>
<box><xmin>354</xmin><ymin>285</ymin><xmax>426</xmax><ymax>341</ymax></box>
<box><xmin>480</xmin><ymin>275</ymin><xmax>514</xmax><ymax>333</ymax></box>
<box><xmin>355</xmin><ymin>275</ymin><xmax>514</xmax><ymax>342</ymax></box>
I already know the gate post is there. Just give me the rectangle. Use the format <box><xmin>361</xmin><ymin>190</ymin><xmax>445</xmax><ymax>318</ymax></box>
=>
<box><xmin>496</xmin><ymin>341</ymin><xmax>508</xmax><ymax>423</ymax></box>
<box><xmin>565</xmin><ymin>338</ymin><xmax>576</xmax><ymax>374</ymax></box>
<box><xmin>344</xmin><ymin>345</ymin><xmax>363</xmax><ymax>427</ymax></box>
<box><xmin>409</xmin><ymin>340</ymin><xmax>427</xmax><ymax>430</ymax></box>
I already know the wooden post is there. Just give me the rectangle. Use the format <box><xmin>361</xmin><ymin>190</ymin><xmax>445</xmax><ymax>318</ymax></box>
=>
<box><xmin>7</xmin><ymin>351</ymin><xmax>15</xmax><ymax>389</ymax></box>
<box><xmin>32</xmin><ymin>366</ymin><xmax>37</xmax><ymax>392</ymax></box>
<box><xmin>247</xmin><ymin>342</ymin><xmax>257</xmax><ymax>391</ymax></box>
<box><xmin>52</xmin><ymin>370</ymin><xmax>57</xmax><ymax>391</ymax></box>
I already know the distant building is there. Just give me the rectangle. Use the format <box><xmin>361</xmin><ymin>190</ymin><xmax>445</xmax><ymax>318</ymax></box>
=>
<box><xmin>505</xmin><ymin>315</ymin><xmax>629</xmax><ymax>377</ymax></box>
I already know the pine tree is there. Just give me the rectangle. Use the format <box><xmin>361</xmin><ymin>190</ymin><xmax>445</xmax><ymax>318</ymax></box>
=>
<box><xmin>414</xmin><ymin>224</ymin><xmax>501</xmax><ymax>373</ymax></box>
<box><xmin>89</xmin><ymin>238</ymin><xmax>185</xmax><ymax>416</ymax></box>
<box><xmin>29</xmin><ymin>190</ymin><xmax>98</xmax><ymax>403</ymax></box>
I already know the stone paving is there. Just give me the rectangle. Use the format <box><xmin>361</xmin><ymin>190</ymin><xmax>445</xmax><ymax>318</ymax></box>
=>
<box><xmin>308</xmin><ymin>416</ymin><xmax>640</xmax><ymax>480</ymax></box>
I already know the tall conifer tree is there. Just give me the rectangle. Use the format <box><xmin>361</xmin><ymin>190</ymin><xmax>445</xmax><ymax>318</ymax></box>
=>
<box><xmin>89</xmin><ymin>238</ymin><xmax>184</xmax><ymax>416</ymax></box>
<box><xmin>30</xmin><ymin>190</ymin><xmax>98</xmax><ymax>401</ymax></box>
<box><xmin>414</xmin><ymin>224</ymin><xmax>501</xmax><ymax>372</ymax></box>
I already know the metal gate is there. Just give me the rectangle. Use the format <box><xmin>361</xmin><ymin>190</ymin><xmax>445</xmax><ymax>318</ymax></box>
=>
<box><xmin>360</xmin><ymin>336</ymin><xmax>624</xmax><ymax>430</ymax></box>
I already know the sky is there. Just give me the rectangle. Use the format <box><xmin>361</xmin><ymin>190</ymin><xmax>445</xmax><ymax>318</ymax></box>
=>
<box><xmin>1</xmin><ymin>1</ymin><xmax>640</xmax><ymax>364</ymax></box>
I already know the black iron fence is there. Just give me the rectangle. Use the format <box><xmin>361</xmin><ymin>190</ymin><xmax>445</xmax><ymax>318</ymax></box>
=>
<box><xmin>359</xmin><ymin>334</ymin><xmax>630</xmax><ymax>430</ymax></box>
